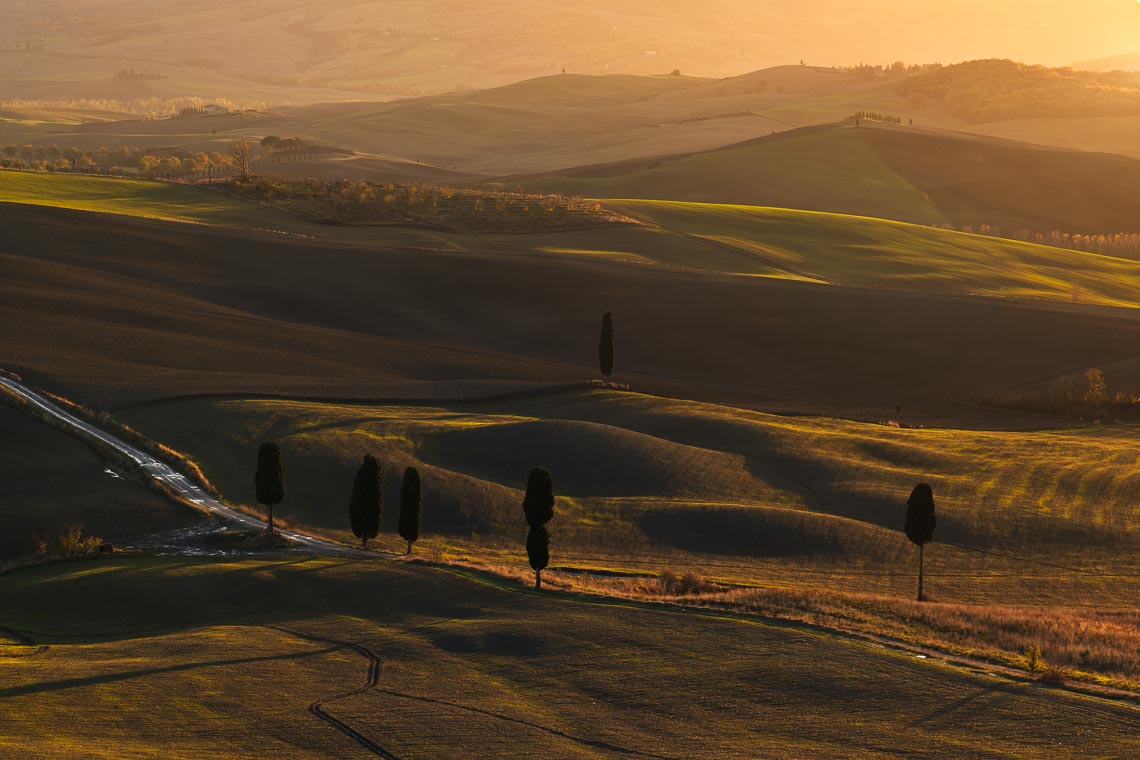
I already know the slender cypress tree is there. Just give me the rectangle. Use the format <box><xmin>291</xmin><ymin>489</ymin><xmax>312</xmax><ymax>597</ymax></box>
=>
<box><xmin>522</xmin><ymin>467</ymin><xmax>555</xmax><ymax>588</ymax></box>
<box><xmin>399</xmin><ymin>466</ymin><xmax>422</xmax><ymax>555</ymax></box>
<box><xmin>522</xmin><ymin>467</ymin><xmax>555</xmax><ymax>528</ymax></box>
<box><xmin>255</xmin><ymin>442</ymin><xmax>285</xmax><ymax>535</ymax></box>
<box><xmin>598</xmin><ymin>312</ymin><xmax>615</xmax><ymax>381</ymax></box>
<box><xmin>527</xmin><ymin>525</ymin><xmax>550</xmax><ymax>589</ymax></box>
<box><xmin>904</xmin><ymin>483</ymin><xmax>937</xmax><ymax>602</ymax></box>
<box><xmin>349</xmin><ymin>455</ymin><xmax>383</xmax><ymax>549</ymax></box>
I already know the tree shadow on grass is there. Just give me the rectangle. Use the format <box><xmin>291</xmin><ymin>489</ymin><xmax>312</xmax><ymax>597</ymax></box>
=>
<box><xmin>0</xmin><ymin>644</ymin><xmax>340</xmax><ymax>699</ymax></box>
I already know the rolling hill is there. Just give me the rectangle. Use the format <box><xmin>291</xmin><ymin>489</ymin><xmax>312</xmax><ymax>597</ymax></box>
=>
<box><xmin>520</xmin><ymin>124</ymin><xmax>1140</xmax><ymax>233</ymax></box>
<box><xmin>5</xmin><ymin>175</ymin><xmax>1140</xmax><ymax>422</ymax></box>
<box><xmin>120</xmin><ymin>388</ymin><xmax>1140</xmax><ymax>584</ymax></box>
<box><xmin>0</xmin><ymin>400</ymin><xmax>196</xmax><ymax>558</ymax></box>
<box><xmin>3</xmin><ymin>555</ymin><xmax>1136</xmax><ymax>757</ymax></box>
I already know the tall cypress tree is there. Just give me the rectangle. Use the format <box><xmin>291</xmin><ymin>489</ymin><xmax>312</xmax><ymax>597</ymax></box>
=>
<box><xmin>904</xmin><ymin>483</ymin><xmax>937</xmax><ymax>602</ymax></box>
<box><xmin>527</xmin><ymin>525</ymin><xmax>550</xmax><ymax>589</ymax></box>
<box><xmin>522</xmin><ymin>467</ymin><xmax>555</xmax><ymax>588</ymax></box>
<box><xmin>349</xmin><ymin>455</ymin><xmax>383</xmax><ymax>549</ymax></box>
<box><xmin>255</xmin><ymin>442</ymin><xmax>285</xmax><ymax>535</ymax></box>
<box><xmin>399</xmin><ymin>466</ymin><xmax>422</xmax><ymax>555</ymax></box>
<box><xmin>598</xmin><ymin>312</ymin><xmax>615</xmax><ymax>381</ymax></box>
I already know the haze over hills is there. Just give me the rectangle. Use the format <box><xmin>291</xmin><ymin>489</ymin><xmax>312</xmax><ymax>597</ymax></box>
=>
<box><xmin>1</xmin><ymin>1</ymin><xmax>1138</xmax><ymax>102</ymax></box>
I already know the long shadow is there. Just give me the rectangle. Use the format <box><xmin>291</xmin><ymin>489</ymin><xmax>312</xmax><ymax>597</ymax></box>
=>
<box><xmin>0</xmin><ymin>645</ymin><xmax>339</xmax><ymax>699</ymax></box>
<box><xmin>910</xmin><ymin>685</ymin><xmax>1019</xmax><ymax>726</ymax></box>
<box><xmin>376</xmin><ymin>688</ymin><xmax>683</xmax><ymax>759</ymax></box>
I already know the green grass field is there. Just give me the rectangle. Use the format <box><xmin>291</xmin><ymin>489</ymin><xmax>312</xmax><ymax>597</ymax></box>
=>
<box><xmin>522</xmin><ymin>127</ymin><xmax>945</xmax><ymax>226</ymax></box>
<box><xmin>1</xmin><ymin>555</ymin><xmax>1136</xmax><ymax>758</ymax></box>
<box><xmin>7</xmin><ymin>169</ymin><xmax>1140</xmax><ymax>311</ymax></box>
<box><xmin>613</xmin><ymin>199</ymin><xmax>1140</xmax><ymax>307</ymax></box>
<box><xmin>0</xmin><ymin>170</ymin><xmax>317</xmax><ymax>232</ymax></box>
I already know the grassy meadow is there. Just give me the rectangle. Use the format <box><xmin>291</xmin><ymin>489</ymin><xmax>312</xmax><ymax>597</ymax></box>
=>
<box><xmin>614</xmin><ymin>200</ymin><xmax>1140</xmax><ymax>307</ymax></box>
<box><xmin>0</xmin><ymin>170</ymin><xmax>313</xmax><ymax>231</ymax></box>
<box><xmin>7</xmin><ymin>170</ymin><xmax>1140</xmax><ymax>312</ymax></box>
<box><xmin>117</xmin><ymin>388</ymin><xmax>1140</xmax><ymax>685</ymax></box>
<box><xmin>1</xmin><ymin>555</ymin><xmax>1137</xmax><ymax>758</ymax></box>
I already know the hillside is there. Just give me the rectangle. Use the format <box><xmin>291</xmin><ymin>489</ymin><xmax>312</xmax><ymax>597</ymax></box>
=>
<box><xmin>0</xmin><ymin>401</ymin><xmax>196</xmax><ymax>558</ymax></box>
<box><xmin>611</xmin><ymin>200</ymin><xmax>1140</xmax><ymax>307</ymax></box>
<box><xmin>4</xmin><ymin>192</ymin><xmax>1140</xmax><ymax>423</ymax></box>
<box><xmin>122</xmin><ymin>388</ymin><xmax>1140</xmax><ymax>583</ymax></box>
<box><xmin>2</xmin><ymin>555</ymin><xmax>1136</xmax><ymax>757</ymax></box>
<box><xmin>521</xmin><ymin>124</ymin><xmax>1140</xmax><ymax>233</ymax></box>
<box><xmin>904</xmin><ymin>60</ymin><xmax>1140</xmax><ymax>122</ymax></box>
<box><xmin>7</xmin><ymin>62</ymin><xmax>1140</xmax><ymax>185</ymax></box>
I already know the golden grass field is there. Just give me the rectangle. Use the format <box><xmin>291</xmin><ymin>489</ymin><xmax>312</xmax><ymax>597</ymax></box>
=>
<box><xmin>117</xmin><ymin>388</ymin><xmax>1140</xmax><ymax>687</ymax></box>
<box><xmin>1</xmin><ymin>555</ymin><xmax>1137</xmax><ymax>758</ymax></box>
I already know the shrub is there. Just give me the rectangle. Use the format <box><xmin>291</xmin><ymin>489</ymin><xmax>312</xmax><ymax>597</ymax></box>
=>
<box><xmin>1026</xmin><ymin>645</ymin><xmax>1042</xmax><ymax>673</ymax></box>
<box><xmin>659</xmin><ymin>571</ymin><xmax>719</xmax><ymax>596</ymax></box>
<box><xmin>54</xmin><ymin>525</ymin><xmax>103</xmax><ymax>558</ymax></box>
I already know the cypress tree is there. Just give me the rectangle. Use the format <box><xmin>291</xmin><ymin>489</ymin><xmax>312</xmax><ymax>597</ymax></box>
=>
<box><xmin>522</xmin><ymin>467</ymin><xmax>555</xmax><ymax>588</ymax></box>
<box><xmin>527</xmin><ymin>525</ymin><xmax>550</xmax><ymax>589</ymax></box>
<box><xmin>598</xmin><ymin>312</ymin><xmax>615</xmax><ymax>381</ymax></box>
<box><xmin>522</xmin><ymin>467</ymin><xmax>555</xmax><ymax>528</ymax></box>
<box><xmin>349</xmin><ymin>455</ymin><xmax>383</xmax><ymax>549</ymax></box>
<box><xmin>399</xmin><ymin>466</ymin><xmax>422</xmax><ymax>555</ymax></box>
<box><xmin>904</xmin><ymin>483</ymin><xmax>937</xmax><ymax>602</ymax></box>
<box><xmin>255</xmin><ymin>442</ymin><xmax>285</xmax><ymax>535</ymax></box>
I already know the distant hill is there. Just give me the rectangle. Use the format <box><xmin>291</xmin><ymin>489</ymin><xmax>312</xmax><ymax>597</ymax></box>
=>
<box><xmin>2</xmin><ymin>2</ymin><xmax>1139</xmax><ymax>102</ymax></box>
<box><xmin>1075</xmin><ymin>51</ymin><xmax>1140</xmax><ymax>72</ymax></box>
<box><xmin>518</xmin><ymin>124</ymin><xmax>1140</xmax><ymax>233</ymax></box>
<box><xmin>903</xmin><ymin>60</ymin><xmax>1140</xmax><ymax>123</ymax></box>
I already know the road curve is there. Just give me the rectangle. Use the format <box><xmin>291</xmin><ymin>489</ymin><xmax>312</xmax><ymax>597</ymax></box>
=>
<box><xmin>0</xmin><ymin>376</ymin><xmax>360</xmax><ymax>556</ymax></box>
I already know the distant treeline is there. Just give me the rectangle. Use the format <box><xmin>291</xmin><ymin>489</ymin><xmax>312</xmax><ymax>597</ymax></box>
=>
<box><xmin>903</xmin><ymin>59</ymin><xmax>1140</xmax><ymax>123</ymax></box>
<box><xmin>0</xmin><ymin>96</ymin><xmax>264</xmax><ymax>119</ymax></box>
<box><xmin>223</xmin><ymin>176</ymin><xmax>638</xmax><ymax>233</ymax></box>
<box><xmin>847</xmin><ymin>111</ymin><xmax>906</xmax><ymax>126</ymax></box>
<box><xmin>0</xmin><ymin>143</ymin><xmax>234</xmax><ymax>181</ymax></box>
<box><xmin>939</xmin><ymin>223</ymin><xmax>1140</xmax><ymax>262</ymax></box>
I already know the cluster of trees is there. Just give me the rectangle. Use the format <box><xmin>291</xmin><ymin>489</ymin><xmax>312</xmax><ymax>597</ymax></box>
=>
<box><xmin>848</xmin><ymin>62</ymin><xmax>942</xmax><ymax>80</ymax></box>
<box><xmin>848</xmin><ymin>111</ymin><xmax>906</xmax><ymax>126</ymax></box>
<box><xmin>1010</xmin><ymin>229</ymin><xmax>1140</xmax><ymax>262</ymax></box>
<box><xmin>980</xmin><ymin>368</ymin><xmax>1139</xmax><ymax>420</ymax></box>
<box><xmin>934</xmin><ymin>223</ymin><xmax>1140</xmax><ymax>263</ymax></box>
<box><xmin>0</xmin><ymin>142</ymin><xmax>238</xmax><ymax>180</ymax></box>
<box><xmin>224</xmin><ymin>176</ymin><xmax>633</xmax><ymax>233</ymax></box>
<box><xmin>259</xmin><ymin>136</ymin><xmax>320</xmax><ymax>162</ymax></box>
<box><xmin>903</xmin><ymin>59</ymin><xmax>1140</xmax><ymax>123</ymax></box>
<box><xmin>242</xmin><ymin>313</ymin><xmax>619</xmax><ymax>577</ymax></box>
<box><xmin>255</xmin><ymin>443</ymin><xmax>423</xmax><ymax>553</ymax></box>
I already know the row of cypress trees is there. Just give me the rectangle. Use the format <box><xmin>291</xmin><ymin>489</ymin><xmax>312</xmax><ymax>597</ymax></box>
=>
<box><xmin>254</xmin><ymin>443</ymin><xmax>422</xmax><ymax>553</ymax></box>
<box><xmin>347</xmin><ymin>457</ymin><xmax>424</xmax><ymax>552</ymax></box>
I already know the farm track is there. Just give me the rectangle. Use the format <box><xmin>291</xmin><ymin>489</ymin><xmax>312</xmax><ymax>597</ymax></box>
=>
<box><xmin>271</xmin><ymin>625</ymin><xmax>677</xmax><ymax>758</ymax></box>
<box><xmin>269</xmin><ymin>626</ymin><xmax>398</xmax><ymax>759</ymax></box>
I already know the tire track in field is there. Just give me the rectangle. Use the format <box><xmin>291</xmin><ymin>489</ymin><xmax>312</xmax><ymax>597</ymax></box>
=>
<box><xmin>268</xmin><ymin>626</ymin><xmax>399</xmax><ymax>759</ymax></box>
<box><xmin>270</xmin><ymin>625</ymin><xmax>681</xmax><ymax>759</ymax></box>
<box><xmin>0</xmin><ymin>626</ymin><xmax>49</xmax><ymax>657</ymax></box>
